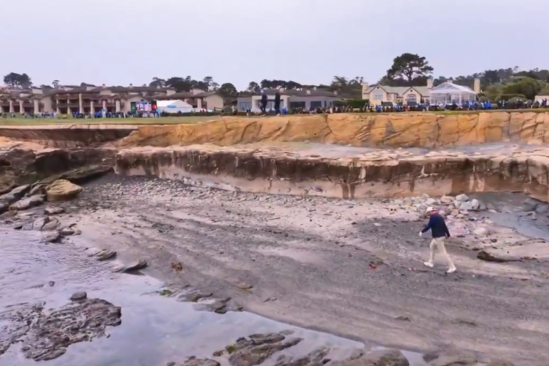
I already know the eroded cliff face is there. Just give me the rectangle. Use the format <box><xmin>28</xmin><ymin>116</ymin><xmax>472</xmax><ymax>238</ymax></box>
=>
<box><xmin>114</xmin><ymin>145</ymin><xmax>549</xmax><ymax>202</ymax></box>
<box><xmin>0</xmin><ymin>148</ymin><xmax>115</xmax><ymax>193</ymax></box>
<box><xmin>118</xmin><ymin>112</ymin><xmax>549</xmax><ymax>148</ymax></box>
<box><xmin>0</xmin><ymin>125</ymin><xmax>138</xmax><ymax>148</ymax></box>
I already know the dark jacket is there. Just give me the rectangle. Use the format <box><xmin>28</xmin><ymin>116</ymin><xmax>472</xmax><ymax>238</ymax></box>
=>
<box><xmin>422</xmin><ymin>213</ymin><xmax>450</xmax><ymax>238</ymax></box>
<box><xmin>274</xmin><ymin>92</ymin><xmax>281</xmax><ymax>107</ymax></box>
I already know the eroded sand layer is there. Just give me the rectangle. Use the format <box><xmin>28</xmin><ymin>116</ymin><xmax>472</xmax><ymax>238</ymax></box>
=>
<box><xmin>3</xmin><ymin>112</ymin><xmax>549</xmax><ymax>150</ymax></box>
<box><xmin>39</xmin><ymin>174</ymin><xmax>549</xmax><ymax>366</ymax></box>
<box><xmin>115</xmin><ymin>142</ymin><xmax>549</xmax><ymax>202</ymax></box>
<box><xmin>119</xmin><ymin>112</ymin><xmax>549</xmax><ymax>148</ymax></box>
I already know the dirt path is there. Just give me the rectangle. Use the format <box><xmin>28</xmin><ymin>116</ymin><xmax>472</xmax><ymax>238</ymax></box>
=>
<box><xmin>62</xmin><ymin>175</ymin><xmax>549</xmax><ymax>366</ymax></box>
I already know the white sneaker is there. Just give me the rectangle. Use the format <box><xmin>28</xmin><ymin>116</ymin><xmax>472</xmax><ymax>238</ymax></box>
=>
<box><xmin>447</xmin><ymin>267</ymin><xmax>457</xmax><ymax>274</ymax></box>
<box><xmin>423</xmin><ymin>261</ymin><xmax>434</xmax><ymax>268</ymax></box>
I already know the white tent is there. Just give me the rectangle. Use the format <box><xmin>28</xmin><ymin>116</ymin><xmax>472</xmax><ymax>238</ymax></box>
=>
<box><xmin>429</xmin><ymin>82</ymin><xmax>477</xmax><ymax>105</ymax></box>
<box><xmin>157</xmin><ymin>100</ymin><xmax>194</xmax><ymax>114</ymax></box>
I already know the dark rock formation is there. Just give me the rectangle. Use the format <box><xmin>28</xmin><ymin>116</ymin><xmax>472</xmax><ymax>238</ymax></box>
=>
<box><xmin>168</xmin><ymin>357</ymin><xmax>220</xmax><ymax>366</ymax></box>
<box><xmin>0</xmin><ymin>184</ymin><xmax>30</xmax><ymax>204</ymax></box>
<box><xmin>0</xmin><ymin>148</ymin><xmax>115</xmax><ymax>193</ymax></box>
<box><xmin>226</xmin><ymin>333</ymin><xmax>303</xmax><ymax>366</ymax></box>
<box><xmin>10</xmin><ymin>194</ymin><xmax>44</xmax><ymax>211</ymax></box>
<box><xmin>0</xmin><ymin>297</ymin><xmax>121</xmax><ymax>361</ymax></box>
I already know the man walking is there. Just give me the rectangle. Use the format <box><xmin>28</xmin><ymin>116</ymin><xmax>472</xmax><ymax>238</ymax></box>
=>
<box><xmin>419</xmin><ymin>207</ymin><xmax>456</xmax><ymax>273</ymax></box>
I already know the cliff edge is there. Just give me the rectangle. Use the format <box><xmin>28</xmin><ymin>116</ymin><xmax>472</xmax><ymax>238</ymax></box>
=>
<box><xmin>118</xmin><ymin>111</ymin><xmax>549</xmax><ymax>148</ymax></box>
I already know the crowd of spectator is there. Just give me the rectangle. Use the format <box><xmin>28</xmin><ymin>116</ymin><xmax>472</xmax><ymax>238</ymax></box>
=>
<box><xmin>1</xmin><ymin>98</ymin><xmax>549</xmax><ymax>119</ymax></box>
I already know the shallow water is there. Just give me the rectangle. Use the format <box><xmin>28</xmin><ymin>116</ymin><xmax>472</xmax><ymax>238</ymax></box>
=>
<box><xmin>0</xmin><ymin>227</ymin><xmax>427</xmax><ymax>366</ymax></box>
<box><xmin>470</xmin><ymin>192</ymin><xmax>549</xmax><ymax>240</ymax></box>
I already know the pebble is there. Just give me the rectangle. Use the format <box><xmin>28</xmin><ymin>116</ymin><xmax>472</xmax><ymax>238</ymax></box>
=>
<box><xmin>473</xmin><ymin>227</ymin><xmax>490</xmax><ymax>236</ymax></box>
<box><xmin>42</xmin><ymin>231</ymin><xmax>61</xmax><ymax>243</ymax></box>
<box><xmin>70</xmin><ymin>292</ymin><xmax>87</xmax><ymax>301</ymax></box>
<box><xmin>45</xmin><ymin>207</ymin><xmax>65</xmax><ymax>215</ymax></box>
<box><xmin>60</xmin><ymin>227</ymin><xmax>75</xmax><ymax>236</ymax></box>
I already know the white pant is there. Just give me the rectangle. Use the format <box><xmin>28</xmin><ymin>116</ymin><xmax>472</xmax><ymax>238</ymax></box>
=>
<box><xmin>429</xmin><ymin>237</ymin><xmax>455</xmax><ymax>269</ymax></box>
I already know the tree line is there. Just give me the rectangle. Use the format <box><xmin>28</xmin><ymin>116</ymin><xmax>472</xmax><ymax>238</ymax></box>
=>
<box><xmin>376</xmin><ymin>53</ymin><xmax>549</xmax><ymax>100</ymax></box>
<box><xmin>4</xmin><ymin>52</ymin><xmax>549</xmax><ymax>101</ymax></box>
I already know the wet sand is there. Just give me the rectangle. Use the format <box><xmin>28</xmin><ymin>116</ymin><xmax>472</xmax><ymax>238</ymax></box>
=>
<box><xmin>26</xmin><ymin>174</ymin><xmax>547</xmax><ymax>366</ymax></box>
<box><xmin>0</xmin><ymin>213</ymin><xmax>426</xmax><ymax>366</ymax></box>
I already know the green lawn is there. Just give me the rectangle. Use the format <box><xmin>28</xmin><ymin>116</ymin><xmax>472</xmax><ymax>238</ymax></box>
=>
<box><xmin>0</xmin><ymin>116</ymin><xmax>221</xmax><ymax>126</ymax></box>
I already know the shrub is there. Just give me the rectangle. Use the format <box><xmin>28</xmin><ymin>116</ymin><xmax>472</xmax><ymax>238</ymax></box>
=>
<box><xmin>497</xmin><ymin>94</ymin><xmax>527</xmax><ymax>101</ymax></box>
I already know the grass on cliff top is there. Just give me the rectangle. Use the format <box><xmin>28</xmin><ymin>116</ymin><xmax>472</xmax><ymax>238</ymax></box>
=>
<box><xmin>0</xmin><ymin>116</ymin><xmax>218</xmax><ymax>126</ymax></box>
<box><xmin>0</xmin><ymin>109</ymin><xmax>546</xmax><ymax>126</ymax></box>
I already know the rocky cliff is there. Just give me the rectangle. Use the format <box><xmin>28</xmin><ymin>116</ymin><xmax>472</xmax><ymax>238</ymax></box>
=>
<box><xmin>114</xmin><ymin>144</ymin><xmax>549</xmax><ymax>202</ymax></box>
<box><xmin>0</xmin><ymin>148</ymin><xmax>115</xmax><ymax>193</ymax></box>
<box><xmin>118</xmin><ymin>111</ymin><xmax>549</xmax><ymax>148</ymax></box>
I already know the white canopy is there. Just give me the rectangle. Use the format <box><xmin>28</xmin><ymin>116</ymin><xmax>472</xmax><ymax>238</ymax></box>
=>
<box><xmin>430</xmin><ymin>82</ymin><xmax>476</xmax><ymax>95</ymax></box>
<box><xmin>157</xmin><ymin>100</ymin><xmax>193</xmax><ymax>114</ymax></box>
<box><xmin>429</xmin><ymin>82</ymin><xmax>477</xmax><ymax>104</ymax></box>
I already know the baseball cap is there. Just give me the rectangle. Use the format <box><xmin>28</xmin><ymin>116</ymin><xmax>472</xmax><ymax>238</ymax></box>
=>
<box><xmin>426</xmin><ymin>206</ymin><xmax>435</xmax><ymax>213</ymax></box>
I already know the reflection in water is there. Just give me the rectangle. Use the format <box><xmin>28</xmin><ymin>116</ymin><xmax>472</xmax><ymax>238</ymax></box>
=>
<box><xmin>0</xmin><ymin>227</ymin><xmax>426</xmax><ymax>366</ymax></box>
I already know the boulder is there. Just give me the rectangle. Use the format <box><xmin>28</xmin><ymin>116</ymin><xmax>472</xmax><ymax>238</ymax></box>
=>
<box><xmin>46</xmin><ymin>180</ymin><xmax>82</xmax><ymax>202</ymax></box>
<box><xmin>70</xmin><ymin>292</ymin><xmax>87</xmax><ymax>301</ymax></box>
<box><xmin>42</xmin><ymin>231</ymin><xmax>61</xmax><ymax>243</ymax></box>
<box><xmin>459</xmin><ymin>201</ymin><xmax>474</xmax><ymax>211</ymax></box>
<box><xmin>415</xmin><ymin>204</ymin><xmax>427</xmax><ymax>215</ymax></box>
<box><xmin>60</xmin><ymin>227</ymin><xmax>75</xmax><ymax>236</ymax></box>
<box><xmin>424</xmin><ymin>198</ymin><xmax>439</xmax><ymax>206</ymax></box>
<box><xmin>455</xmin><ymin>194</ymin><xmax>469</xmax><ymax>202</ymax></box>
<box><xmin>0</xmin><ymin>184</ymin><xmax>30</xmax><ymax>205</ymax></box>
<box><xmin>9</xmin><ymin>194</ymin><xmax>44</xmax><ymax>211</ymax></box>
<box><xmin>41</xmin><ymin>218</ymin><xmax>59</xmax><ymax>231</ymax></box>
<box><xmin>440</xmin><ymin>195</ymin><xmax>454</xmax><ymax>204</ymax></box>
<box><xmin>470</xmin><ymin>199</ymin><xmax>481</xmax><ymax>211</ymax></box>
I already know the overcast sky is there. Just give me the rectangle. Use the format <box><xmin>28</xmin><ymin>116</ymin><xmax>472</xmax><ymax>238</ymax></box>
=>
<box><xmin>2</xmin><ymin>0</ymin><xmax>548</xmax><ymax>90</ymax></box>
